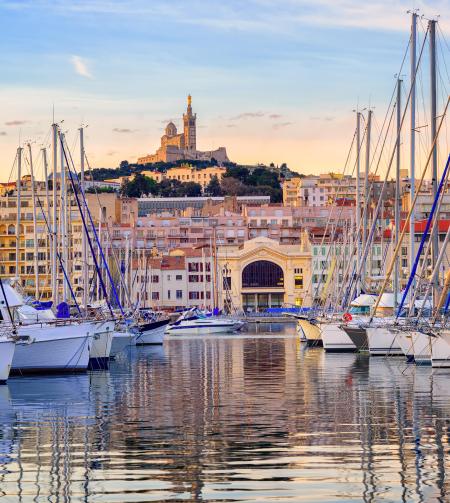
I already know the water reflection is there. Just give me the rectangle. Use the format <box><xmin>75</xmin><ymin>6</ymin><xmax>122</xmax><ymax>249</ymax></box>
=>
<box><xmin>0</xmin><ymin>325</ymin><xmax>449</xmax><ymax>502</ymax></box>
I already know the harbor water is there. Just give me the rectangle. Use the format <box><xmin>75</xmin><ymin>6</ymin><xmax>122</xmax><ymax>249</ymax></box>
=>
<box><xmin>1</xmin><ymin>323</ymin><xmax>449</xmax><ymax>502</ymax></box>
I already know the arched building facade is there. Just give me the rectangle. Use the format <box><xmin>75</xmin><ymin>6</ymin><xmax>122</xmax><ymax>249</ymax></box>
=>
<box><xmin>217</xmin><ymin>236</ymin><xmax>312</xmax><ymax>312</ymax></box>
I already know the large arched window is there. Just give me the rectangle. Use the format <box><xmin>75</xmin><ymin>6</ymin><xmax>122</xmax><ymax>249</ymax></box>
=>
<box><xmin>242</xmin><ymin>261</ymin><xmax>284</xmax><ymax>288</ymax></box>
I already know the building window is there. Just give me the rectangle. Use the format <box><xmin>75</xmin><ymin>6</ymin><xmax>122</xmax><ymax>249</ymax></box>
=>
<box><xmin>176</xmin><ymin>274</ymin><xmax>182</xmax><ymax>280</ymax></box>
<box><xmin>152</xmin><ymin>292</ymin><xmax>159</xmax><ymax>300</ymax></box>
<box><xmin>295</xmin><ymin>275</ymin><xmax>303</xmax><ymax>289</ymax></box>
<box><xmin>167</xmin><ymin>290</ymin><xmax>171</xmax><ymax>299</ymax></box>
<box><xmin>242</xmin><ymin>261</ymin><xmax>284</xmax><ymax>288</ymax></box>
<box><xmin>294</xmin><ymin>268</ymin><xmax>303</xmax><ymax>274</ymax></box>
<box><xmin>152</xmin><ymin>275</ymin><xmax>159</xmax><ymax>283</ymax></box>
<box><xmin>223</xmin><ymin>276</ymin><xmax>231</xmax><ymax>290</ymax></box>
<box><xmin>176</xmin><ymin>290</ymin><xmax>183</xmax><ymax>299</ymax></box>
<box><xmin>189</xmin><ymin>275</ymin><xmax>198</xmax><ymax>282</ymax></box>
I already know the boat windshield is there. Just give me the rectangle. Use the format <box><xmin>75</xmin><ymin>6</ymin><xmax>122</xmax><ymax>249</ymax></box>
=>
<box><xmin>349</xmin><ymin>306</ymin><xmax>370</xmax><ymax>315</ymax></box>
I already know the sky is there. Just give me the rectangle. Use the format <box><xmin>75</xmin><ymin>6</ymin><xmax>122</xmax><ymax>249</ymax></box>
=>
<box><xmin>0</xmin><ymin>0</ymin><xmax>449</xmax><ymax>180</ymax></box>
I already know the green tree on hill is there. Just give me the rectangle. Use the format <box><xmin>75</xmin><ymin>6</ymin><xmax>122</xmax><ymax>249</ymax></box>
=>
<box><xmin>205</xmin><ymin>175</ymin><xmax>223</xmax><ymax>196</ymax></box>
<box><xmin>121</xmin><ymin>173</ymin><xmax>157</xmax><ymax>198</ymax></box>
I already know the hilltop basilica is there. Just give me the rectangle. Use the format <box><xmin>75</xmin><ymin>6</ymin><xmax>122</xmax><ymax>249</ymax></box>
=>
<box><xmin>137</xmin><ymin>95</ymin><xmax>229</xmax><ymax>165</ymax></box>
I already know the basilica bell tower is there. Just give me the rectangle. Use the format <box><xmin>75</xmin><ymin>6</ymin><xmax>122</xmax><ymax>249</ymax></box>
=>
<box><xmin>183</xmin><ymin>94</ymin><xmax>197</xmax><ymax>151</ymax></box>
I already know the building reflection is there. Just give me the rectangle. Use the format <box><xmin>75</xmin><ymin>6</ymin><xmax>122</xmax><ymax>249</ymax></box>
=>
<box><xmin>0</xmin><ymin>335</ymin><xmax>449</xmax><ymax>501</ymax></box>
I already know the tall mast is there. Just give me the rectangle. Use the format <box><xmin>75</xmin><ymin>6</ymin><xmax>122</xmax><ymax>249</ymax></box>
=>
<box><xmin>409</xmin><ymin>12</ymin><xmax>417</xmax><ymax>297</ymax></box>
<box><xmin>202</xmin><ymin>247</ymin><xmax>207</xmax><ymax>308</ymax></box>
<box><xmin>429</xmin><ymin>19</ymin><xmax>439</xmax><ymax>302</ymax></box>
<box><xmin>51</xmin><ymin>123</ymin><xmax>58</xmax><ymax>305</ymax></box>
<box><xmin>60</xmin><ymin>132</ymin><xmax>68</xmax><ymax>302</ymax></box>
<box><xmin>355</xmin><ymin>111</ymin><xmax>362</xmax><ymax>295</ymax></box>
<box><xmin>394</xmin><ymin>79</ymin><xmax>402</xmax><ymax>309</ymax></box>
<box><xmin>28</xmin><ymin>144</ymin><xmax>39</xmax><ymax>299</ymax></box>
<box><xmin>362</xmin><ymin>109</ymin><xmax>372</xmax><ymax>284</ymax></box>
<box><xmin>16</xmin><ymin>147</ymin><xmax>22</xmax><ymax>283</ymax></box>
<box><xmin>79</xmin><ymin>127</ymin><xmax>88</xmax><ymax>313</ymax></box>
<box><xmin>42</xmin><ymin>147</ymin><xmax>53</xmax><ymax>293</ymax></box>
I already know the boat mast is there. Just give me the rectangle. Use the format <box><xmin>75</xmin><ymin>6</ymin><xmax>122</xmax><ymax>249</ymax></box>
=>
<box><xmin>202</xmin><ymin>246</ymin><xmax>207</xmax><ymax>309</ymax></box>
<box><xmin>51</xmin><ymin>123</ymin><xmax>58</xmax><ymax>305</ymax></box>
<box><xmin>59</xmin><ymin>132</ymin><xmax>68</xmax><ymax>302</ymax></box>
<box><xmin>394</xmin><ymin>79</ymin><xmax>402</xmax><ymax>310</ymax></box>
<box><xmin>356</xmin><ymin>111</ymin><xmax>362</xmax><ymax>295</ymax></box>
<box><xmin>363</xmin><ymin>109</ymin><xmax>372</xmax><ymax>285</ymax></box>
<box><xmin>429</xmin><ymin>19</ymin><xmax>439</xmax><ymax>304</ymax></box>
<box><xmin>409</xmin><ymin>11</ymin><xmax>417</xmax><ymax>299</ymax></box>
<box><xmin>79</xmin><ymin>127</ymin><xmax>88</xmax><ymax>314</ymax></box>
<box><xmin>42</xmin><ymin>147</ymin><xmax>53</xmax><ymax>290</ymax></box>
<box><xmin>27</xmin><ymin>143</ymin><xmax>39</xmax><ymax>299</ymax></box>
<box><xmin>16</xmin><ymin>147</ymin><xmax>22</xmax><ymax>284</ymax></box>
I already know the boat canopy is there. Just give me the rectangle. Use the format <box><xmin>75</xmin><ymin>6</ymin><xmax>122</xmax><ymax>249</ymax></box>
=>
<box><xmin>18</xmin><ymin>305</ymin><xmax>56</xmax><ymax>322</ymax></box>
<box><xmin>0</xmin><ymin>281</ymin><xmax>24</xmax><ymax>309</ymax></box>
<box><xmin>350</xmin><ymin>294</ymin><xmax>376</xmax><ymax>307</ymax></box>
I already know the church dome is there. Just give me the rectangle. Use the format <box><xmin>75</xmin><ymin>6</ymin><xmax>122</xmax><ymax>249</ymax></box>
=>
<box><xmin>165</xmin><ymin>122</ymin><xmax>177</xmax><ymax>137</ymax></box>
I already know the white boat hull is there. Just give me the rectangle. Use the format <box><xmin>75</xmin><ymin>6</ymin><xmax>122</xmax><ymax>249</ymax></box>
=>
<box><xmin>296</xmin><ymin>319</ymin><xmax>322</xmax><ymax>346</ymax></box>
<box><xmin>137</xmin><ymin>324</ymin><xmax>167</xmax><ymax>344</ymax></box>
<box><xmin>0</xmin><ymin>339</ymin><xmax>15</xmax><ymax>383</ymax></box>
<box><xmin>397</xmin><ymin>333</ymin><xmax>415</xmax><ymax>363</ymax></box>
<box><xmin>88</xmin><ymin>321</ymin><xmax>114</xmax><ymax>370</ymax></box>
<box><xmin>110</xmin><ymin>331</ymin><xmax>134</xmax><ymax>357</ymax></box>
<box><xmin>367</xmin><ymin>327</ymin><xmax>403</xmax><ymax>356</ymax></box>
<box><xmin>320</xmin><ymin>322</ymin><xmax>356</xmax><ymax>352</ymax></box>
<box><xmin>12</xmin><ymin>324</ymin><xmax>91</xmax><ymax>373</ymax></box>
<box><xmin>166</xmin><ymin>320</ymin><xmax>243</xmax><ymax>336</ymax></box>
<box><xmin>431</xmin><ymin>331</ymin><xmax>450</xmax><ymax>368</ymax></box>
<box><xmin>410</xmin><ymin>331</ymin><xmax>432</xmax><ymax>365</ymax></box>
<box><xmin>136</xmin><ymin>320</ymin><xmax>169</xmax><ymax>345</ymax></box>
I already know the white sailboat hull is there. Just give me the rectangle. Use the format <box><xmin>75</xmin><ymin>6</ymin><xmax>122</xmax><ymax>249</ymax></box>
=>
<box><xmin>320</xmin><ymin>322</ymin><xmax>356</xmax><ymax>352</ymax></box>
<box><xmin>137</xmin><ymin>324</ymin><xmax>167</xmax><ymax>344</ymax></box>
<box><xmin>431</xmin><ymin>331</ymin><xmax>450</xmax><ymax>368</ymax></box>
<box><xmin>0</xmin><ymin>339</ymin><xmax>15</xmax><ymax>383</ymax></box>
<box><xmin>12</xmin><ymin>324</ymin><xmax>91</xmax><ymax>373</ymax></box>
<box><xmin>296</xmin><ymin>319</ymin><xmax>322</xmax><ymax>346</ymax></box>
<box><xmin>88</xmin><ymin>321</ymin><xmax>114</xmax><ymax>369</ymax></box>
<box><xmin>410</xmin><ymin>331</ymin><xmax>432</xmax><ymax>365</ymax></box>
<box><xmin>110</xmin><ymin>331</ymin><xmax>134</xmax><ymax>357</ymax></box>
<box><xmin>367</xmin><ymin>327</ymin><xmax>403</xmax><ymax>356</ymax></box>
<box><xmin>397</xmin><ymin>333</ymin><xmax>415</xmax><ymax>362</ymax></box>
<box><xmin>166</xmin><ymin>319</ymin><xmax>243</xmax><ymax>336</ymax></box>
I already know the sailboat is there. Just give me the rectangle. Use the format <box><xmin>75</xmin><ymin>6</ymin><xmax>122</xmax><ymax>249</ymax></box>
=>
<box><xmin>165</xmin><ymin>307</ymin><xmax>244</xmax><ymax>336</ymax></box>
<box><xmin>0</xmin><ymin>328</ymin><xmax>15</xmax><ymax>384</ymax></box>
<box><xmin>0</xmin><ymin>280</ymin><xmax>92</xmax><ymax>373</ymax></box>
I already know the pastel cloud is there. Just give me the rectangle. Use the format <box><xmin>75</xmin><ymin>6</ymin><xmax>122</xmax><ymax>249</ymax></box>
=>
<box><xmin>70</xmin><ymin>55</ymin><xmax>93</xmax><ymax>78</ymax></box>
<box><xmin>113</xmin><ymin>128</ymin><xmax>135</xmax><ymax>133</ymax></box>
<box><xmin>230</xmin><ymin>112</ymin><xmax>265</xmax><ymax>120</ymax></box>
<box><xmin>5</xmin><ymin>120</ymin><xmax>28</xmax><ymax>126</ymax></box>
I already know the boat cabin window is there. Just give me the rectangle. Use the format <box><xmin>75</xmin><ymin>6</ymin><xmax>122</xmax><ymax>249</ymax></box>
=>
<box><xmin>349</xmin><ymin>306</ymin><xmax>370</xmax><ymax>315</ymax></box>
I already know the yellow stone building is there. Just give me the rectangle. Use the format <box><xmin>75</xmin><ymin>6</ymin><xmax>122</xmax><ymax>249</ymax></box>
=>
<box><xmin>217</xmin><ymin>236</ymin><xmax>312</xmax><ymax>312</ymax></box>
<box><xmin>137</xmin><ymin>95</ymin><xmax>229</xmax><ymax>164</ymax></box>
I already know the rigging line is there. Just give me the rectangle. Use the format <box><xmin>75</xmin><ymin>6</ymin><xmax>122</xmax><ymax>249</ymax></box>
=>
<box><xmin>299</xmin><ymin>128</ymin><xmax>358</xmax><ymax>307</ymax></box>
<box><xmin>60</xmin><ymin>135</ymin><xmax>115</xmax><ymax>318</ymax></box>
<box><xmin>398</xmin><ymin>154</ymin><xmax>450</xmax><ymax>318</ymax></box>
<box><xmin>350</xmin><ymin>26</ymin><xmax>431</xmax><ymax>307</ymax></box>
<box><xmin>64</xmin><ymin>140</ymin><xmax>125</xmax><ymax>318</ymax></box>
<box><xmin>6</xmin><ymin>150</ymin><xmax>18</xmax><ymax>186</ymax></box>
<box><xmin>311</xmin><ymin>121</ymin><xmax>369</xmax><ymax>306</ymax></box>
<box><xmin>371</xmin><ymin>95</ymin><xmax>450</xmax><ymax>321</ymax></box>
<box><xmin>36</xmin><ymin>198</ymin><xmax>82</xmax><ymax>315</ymax></box>
<box><xmin>437</xmin><ymin>22</ymin><xmax>450</xmax><ymax>55</ymax></box>
<box><xmin>82</xmin><ymin>152</ymin><xmax>133</xmax><ymax>310</ymax></box>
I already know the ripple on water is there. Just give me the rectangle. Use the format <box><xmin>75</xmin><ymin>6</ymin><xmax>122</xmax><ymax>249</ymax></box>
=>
<box><xmin>0</xmin><ymin>324</ymin><xmax>449</xmax><ymax>502</ymax></box>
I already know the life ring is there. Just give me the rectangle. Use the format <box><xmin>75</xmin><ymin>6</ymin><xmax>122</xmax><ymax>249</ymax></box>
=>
<box><xmin>342</xmin><ymin>312</ymin><xmax>352</xmax><ymax>323</ymax></box>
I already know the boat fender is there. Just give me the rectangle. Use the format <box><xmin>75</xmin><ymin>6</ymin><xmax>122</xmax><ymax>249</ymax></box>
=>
<box><xmin>342</xmin><ymin>312</ymin><xmax>352</xmax><ymax>323</ymax></box>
